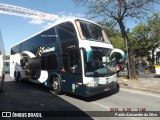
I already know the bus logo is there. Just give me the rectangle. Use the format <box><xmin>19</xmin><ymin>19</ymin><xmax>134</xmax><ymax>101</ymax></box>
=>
<box><xmin>36</xmin><ymin>47</ymin><xmax>55</xmax><ymax>56</ymax></box>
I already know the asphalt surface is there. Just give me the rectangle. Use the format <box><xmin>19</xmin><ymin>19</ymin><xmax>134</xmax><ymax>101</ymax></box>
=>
<box><xmin>0</xmin><ymin>74</ymin><xmax>160</xmax><ymax>120</ymax></box>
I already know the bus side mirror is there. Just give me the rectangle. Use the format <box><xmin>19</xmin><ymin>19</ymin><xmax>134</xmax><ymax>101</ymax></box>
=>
<box><xmin>110</xmin><ymin>48</ymin><xmax>126</xmax><ymax>62</ymax></box>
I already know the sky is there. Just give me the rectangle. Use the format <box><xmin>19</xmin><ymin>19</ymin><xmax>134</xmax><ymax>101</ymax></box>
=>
<box><xmin>1</xmin><ymin>0</ymin><xmax>159</xmax><ymax>55</ymax></box>
<box><xmin>0</xmin><ymin>0</ymin><xmax>87</xmax><ymax>55</ymax></box>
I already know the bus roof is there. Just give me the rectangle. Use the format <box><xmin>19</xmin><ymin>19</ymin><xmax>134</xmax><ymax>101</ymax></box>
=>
<box><xmin>11</xmin><ymin>17</ymin><xmax>102</xmax><ymax>48</ymax></box>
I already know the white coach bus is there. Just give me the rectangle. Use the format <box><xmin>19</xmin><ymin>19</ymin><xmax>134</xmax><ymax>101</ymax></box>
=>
<box><xmin>10</xmin><ymin>17</ymin><xmax>124</xmax><ymax>97</ymax></box>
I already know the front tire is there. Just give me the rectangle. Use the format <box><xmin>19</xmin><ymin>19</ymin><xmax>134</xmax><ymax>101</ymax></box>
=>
<box><xmin>50</xmin><ymin>76</ymin><xmax>62</xmax><ymax>95</ymax></box>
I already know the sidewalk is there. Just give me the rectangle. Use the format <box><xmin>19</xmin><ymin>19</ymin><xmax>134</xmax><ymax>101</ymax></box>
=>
<box><xmin>117</xmin><ymin>72</ymin><xmax>160</xmax><ymax>94</ymax></box>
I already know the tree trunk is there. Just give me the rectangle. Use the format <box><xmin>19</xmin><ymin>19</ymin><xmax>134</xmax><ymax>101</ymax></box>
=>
<box><xmin>151</xmin><ymin>49</ymin><xmax>155</xmax><ymax>65</ymax></box>
<box><xmin>118</xmin><ymin>20</ymin><xmax>138</xmax><ymax>79</ymax></box>
<box><xmin>129</xmin><ymin>49</ymin><xmax>138</xmax><ymax>79</ymax></box>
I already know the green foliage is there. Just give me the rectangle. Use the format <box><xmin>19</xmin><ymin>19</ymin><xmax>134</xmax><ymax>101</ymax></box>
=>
<box><xmin>97</xmin><ymin>22</ymin><xmax>126</xmax><ymax>51</ymax></box>
<box><xmin>107</xmin><ymin>30</ymin><xmax>125</xmax><ymax>51</ymax></box>
<box><xmin>129</xmin><ymin>13</ymin><xmax>160</xmax><ymax>63</ymax></box>
<box><xmin>73</xmin><ymin>0</ymin><xmax>160</xmax><ymax>79</ymax></box>
<box><xmin>130</xmin><ymin>24</ymin><xmax>151</xmax><ymax>57</ymax></box>
<box><xmin>148</xmin><ymin>13</ymin><xmax>160</xmax><ymax>43</ymax></box>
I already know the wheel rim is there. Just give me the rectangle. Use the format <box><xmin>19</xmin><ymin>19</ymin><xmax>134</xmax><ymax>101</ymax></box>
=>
<box><xmin>53</xmin><ymin>78</ymin><xmax>59</xmax><ymax>90</ymax></box>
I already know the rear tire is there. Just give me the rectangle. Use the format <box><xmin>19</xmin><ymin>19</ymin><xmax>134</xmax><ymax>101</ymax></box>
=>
<box><xmin>113</xmin><ymin>83</ymin><xmax>119</xmax><ymax>93</ymax></box>
<box><xmin>50</xmin><ymin>76</ymin><xmax>62</xmax><ymax>95</ymax></box>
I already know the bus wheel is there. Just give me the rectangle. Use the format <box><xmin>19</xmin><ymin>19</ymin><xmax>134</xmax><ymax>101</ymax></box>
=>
<box><xmin>51</xmin><ymin>77</ymin><xmax>62</xmax><ymax>95</ymax></box>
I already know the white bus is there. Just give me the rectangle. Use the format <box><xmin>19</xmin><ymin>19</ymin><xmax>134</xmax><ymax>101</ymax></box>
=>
<box><xmin>10</xmin><ymin>17</ymin><xmax>124</xmax><ymax>97</ymax></box>
<box><xmin>0</xmin><ymin>30</ymin><xmax>5</xmax><ymax>92</ymax></box>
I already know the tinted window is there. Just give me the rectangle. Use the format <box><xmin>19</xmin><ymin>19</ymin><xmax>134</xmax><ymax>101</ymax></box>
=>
<box><xmin>62</xmin><ymin>54</ymin><xmax>69</xmax><ymax>71</ymax></box>
<box><xmin>41</xmin><ymin>27</ymin><xmax>56</xmax><ymax>45</ymax></box>
<box><xmin>41</xmin><ymin>57</ymin><xmax>46</xmax><ymax>70</ymax></box>
<box><xmin>20</xmin><ymin>27</ymin><xmax>56</xmax><ymax>52</ymax></box>
<box><xmin>11</xmin><ymin>44</ymin><xmax>21</xmax><ymax>54</ymax></box>
<box><xmin>47</xmin><ymin>55</ymin><xmax>57</xmax><ymax>70</ymax></box>
<box><xmin>28</xmin><ymin>58</ymin><xmax>41</xmax><ymax>70</ymax></box>
<box><xmin>21</xmin><ymin>35</ymin><xmax>42</xmax><ymax>52</ymax></box>
<box><xmin>69</xmin><ymin>49</ymin><xmax>81</xmax><ymax>74</ymax></box>
<box><xmin>57</xmin><ymin>22</ymin><xmax>77</xmax><ymax>41</ymax></box>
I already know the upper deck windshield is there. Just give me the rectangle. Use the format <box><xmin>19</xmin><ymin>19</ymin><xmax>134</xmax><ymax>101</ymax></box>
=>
<box><xmin>84</xmin><ymin>47</ymin><xmax>116</xmax><ymax>77</ymax></box>
<box><xmin>76</xmin><ymin>20</ymin><xmax>110</xmax><ymax>43</ymax></box>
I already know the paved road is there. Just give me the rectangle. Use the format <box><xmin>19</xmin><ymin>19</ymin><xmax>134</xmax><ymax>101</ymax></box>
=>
<box><xmin>119</xmin><ymin>72</ymin><xmax>160</xmax><ymax>80</ymax></box>
<box><xmin>0</xmin><ymin>74</ymin><xmax>160</xmax><ymax>120</ymax></box>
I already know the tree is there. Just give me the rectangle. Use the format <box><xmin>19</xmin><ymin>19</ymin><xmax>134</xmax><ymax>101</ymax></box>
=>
<box><xmin>73</xmin><ymin>0</ymin><xmax>160</xmax><ymax>79</ymax></box>
<box><xmin>131</xmin><ymin>24</ymin><xmax>151</xmax><ymax>57</ymax></box>
<box><xmin>107</xmin><ymin>29</ymin><xmax>125</xmax><ymax>51</ymax></box>
<box><xmin>148</xmin><ymin>13</ymin><xmax>160</xmax><ymax>64</ymax></box>
<box><xmin>130</xmin><ymin>14</ymin><xmax>160</xmax><ymax>65</ymax></box>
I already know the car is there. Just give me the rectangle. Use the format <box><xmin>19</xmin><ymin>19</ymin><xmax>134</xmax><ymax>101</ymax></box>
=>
<box><xmin>4</xmin><ymin>60</ymin><xmax>10</xmax><ymax>74</ymax></box>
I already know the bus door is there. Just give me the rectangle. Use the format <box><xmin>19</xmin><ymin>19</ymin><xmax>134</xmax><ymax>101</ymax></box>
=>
<box><xmin>61</xmin><ymin>49</ymin><xmax>82</xmax><ymax>93</ymax></box>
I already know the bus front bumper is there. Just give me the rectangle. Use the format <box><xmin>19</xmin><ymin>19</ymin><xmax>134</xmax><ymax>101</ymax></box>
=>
<box><xmin>82</xmin><ymin>81</ymin><xmax>119</xmax><ymax>97</ymax></box>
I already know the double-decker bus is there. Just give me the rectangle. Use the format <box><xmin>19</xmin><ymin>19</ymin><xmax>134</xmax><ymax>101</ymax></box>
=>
<box><xmin>10</xmin><ymin>18</ymin><xmax>124</xmax><ymax>97</ymax></box>
<box><xmin>0</xmin><ymin>30</ymin><xmax>5</xmax><ymax>92</ymax></box>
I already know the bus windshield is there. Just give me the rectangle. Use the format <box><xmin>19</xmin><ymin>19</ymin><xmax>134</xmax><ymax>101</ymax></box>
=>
<box><xmin>84</xmin><ymin>47</ymin><xmax>116</xmax><ymax>77</ymax></box>
<box><xmin>76</xmin><ymin>20</ymin><xmax>110</xmax><ymax>43</ymax></box>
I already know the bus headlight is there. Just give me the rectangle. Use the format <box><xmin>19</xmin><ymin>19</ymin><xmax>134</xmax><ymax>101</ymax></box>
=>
<box><xmin>85</xmin><ymin>81</ymin><xmax>98</xmax><ymax>87</ymax></box>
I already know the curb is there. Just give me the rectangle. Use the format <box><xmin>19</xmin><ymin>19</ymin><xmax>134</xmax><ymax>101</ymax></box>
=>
<box><xmin>119</xmin><ymin>83</ymin><xmax>160</xmax><ymax>95</ymax></box>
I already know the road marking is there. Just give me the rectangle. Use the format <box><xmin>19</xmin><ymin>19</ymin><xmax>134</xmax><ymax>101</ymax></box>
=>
<box><xmin>91</xmin><ymin>101</ymin><xmax>110</xmax><ymax>110</ymax></box>
<box><xmin>130</xmin><ymin>117</ymin><xmax>141</xmax><ymax>120</ymax></box>
<box><xmin>121</xmin><ymin>88</ymin><xmax>160</xmax><ymax>98</ymax></box>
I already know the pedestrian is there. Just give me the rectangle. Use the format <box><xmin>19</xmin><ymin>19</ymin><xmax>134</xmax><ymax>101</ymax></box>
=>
<box><xmin>116</xmin><ymin>63</ymin><xmax>120</xmax><ymax>77</ymax></box>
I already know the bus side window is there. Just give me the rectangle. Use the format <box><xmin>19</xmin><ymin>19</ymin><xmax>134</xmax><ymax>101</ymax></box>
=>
<box><xmin>69</xmin><ymin>50</ymin><xmax>81</xmax><ymax>74</ymax></box>
<box><xmin>47</xmin><ymin>55</ymin><xmax>57</xmax><ymax>70</ymax></box>
<box><xmin>62</xmin><ymin>54</ymin><xmax>69</xmax><ymax>72</ymax></box>
<box><xmin>42</xmin><ymin>27</ymin><xmax>57</xmax><ymax>45</ymax></box>
<box><xmin>57</xmin><ymin>22</ymin><xmax>77</xmax><ymax>42</ymax></box>
<box><xmin>41</xmin><ymin>57</ymin><xmax>46</xmax><ymax>70</ymax></box>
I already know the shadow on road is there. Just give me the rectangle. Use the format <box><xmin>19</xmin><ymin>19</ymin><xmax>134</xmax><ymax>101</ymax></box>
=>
<box><xmin>64</xmin><ymin>87</ymin><xmax>119</xmax><ymax>102</ymax></box>
<box><xmin>0</xmin><ymin>80</ymin><xmax>93</xmax><ymax>119</ymax></box>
